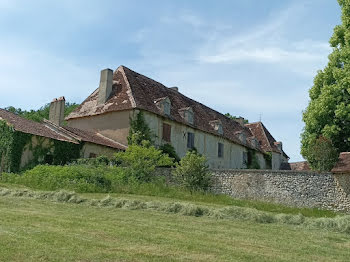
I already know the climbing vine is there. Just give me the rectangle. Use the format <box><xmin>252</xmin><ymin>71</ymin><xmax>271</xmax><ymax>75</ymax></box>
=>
<box><xmin>52</xmin><ymin>140</ymin><xmax>82</xmax><ymax>165</ymax></box>
<box><xmin>0</xmin><ymin>120</ymin><xmax>82</xmax><ymax>173</ymax></box>
<box><xmin>246</xmin><ymin>149</ymin><xmax>261</xmax><ymax>169</ymax></box>
<box><xmin>263</xmin><ymin>152</ymin><xmax>272</xmax><ymax>169</ymax></box>
<box><xmin>0</xmin><ymin>120</ymin><xmax>31</xmax><ymax>173</ymax></box>
<box><xmin>127</xmin><ymin>111</ymin><xmax>155</xmax><ymax>145</ymax></box>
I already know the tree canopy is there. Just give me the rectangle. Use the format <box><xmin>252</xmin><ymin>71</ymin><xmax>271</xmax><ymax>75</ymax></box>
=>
<box><xmin>301</xmin><ymin>0</ymin><xmax>350</xmax><ymax>169</ymax></box>
<box><xmin>6</xmin><ymin>102</ymin><xmax>79</xmax><ymax>124</ymax></box>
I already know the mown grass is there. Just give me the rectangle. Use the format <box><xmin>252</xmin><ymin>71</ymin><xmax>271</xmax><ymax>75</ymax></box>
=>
<box><xmin>0</xmin><ymin>189</ymin><xmax>350</xmax><ymax>262</ymax></box>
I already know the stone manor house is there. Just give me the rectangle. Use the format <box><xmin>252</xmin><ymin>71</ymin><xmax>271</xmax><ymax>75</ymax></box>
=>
<box><xmin>0</xmin><ymin>66</ymin><xmax>289</xmax><ymax>171</ymax></box>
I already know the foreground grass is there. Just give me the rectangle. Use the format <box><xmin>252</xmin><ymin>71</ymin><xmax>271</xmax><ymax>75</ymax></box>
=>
<box><xmin>0</xmin><ymin>181</ymin><xmax>338</xmax><ymax>218</ymax></box>
<box><xmin>1</xmin><ymin>194</ymin><xmax>350</xmax><ymax>262</ymax></box>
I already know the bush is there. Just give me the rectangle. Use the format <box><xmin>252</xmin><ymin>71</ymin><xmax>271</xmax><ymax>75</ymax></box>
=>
<box><xmin>115</xmin><ymin>140</ymin><xmax>174</xmax><ymax>182</ymax></box>
<box><xmin>72</xmin><ymin>155</ymin><xmax>113</xmax><ymax>167</ymax></box>
<box><xmin>159</xmin><ymin>144</ymin><xmax>180</xmax><ymax>163</ymax></box>
<box><xmin>306</xmin><ymin>136</ymin><xmax>339</xmax><ymax>171</ymax></box>
<box><xmin>0</xmin><ymin>165</ymin><xmax>126</xmax><ymax>193</ymax></box>
<box><xmin>173</xmin><ymin>151</ymin><xmax>212</xmax><ymax>192</ymax></box>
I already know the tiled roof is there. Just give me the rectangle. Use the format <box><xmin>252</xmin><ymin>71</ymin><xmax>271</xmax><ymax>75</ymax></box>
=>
<box><xmin>288</xmin><ymin>161</ymin><xmax>311</xmax><ymax>171</ymax></box>
<box><xmin>332</xmin><ymin>152</ymin><xmax>350</xmax><ymax>173</ymax></box>
<box><xmin>67</xmin><ymin>65</ymin><xmax>263</xmax><ymax>151</ymax></box>
<box><xmin>245</xmin><ymin>122</ymin><xmax>289</xmax><ymax>158</ymax></box>
<box><xmin>0</xmin><ymin>108</ymin><xmax>125</xmax><ymax>150</ymax></box>
<box><xmin>63</xmin><ymin>126</ymin><xmax>127</xmax><ymax>150</ymax></box>
<box><xmin>0</xmin><ymin>109</ymin><xmax>76</xmax><ymax>143</ymax></box>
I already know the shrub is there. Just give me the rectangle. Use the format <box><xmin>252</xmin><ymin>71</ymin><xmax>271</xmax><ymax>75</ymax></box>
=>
<box><xmin>306</xmin><ymin>136</ymin><xmax>339</xmax><ymax>171</ymax></box>
<box><xmin>159</xmin><ymin>144</ymin><xmax>180</xmax><ymax>163</ymax></box>
<box><xmin>173</xmin><ymin>151</ymin><xmax>212</xmax><ymax>192</ymax></box>
<box><xmin>73</xmin><ymin>155</ymin><xmax>112</xmax><ymax>167</ymax></box>
<box><xmin>115</xmin><ymin>141</ymin><xmax>174</xmax><ymax>182</ymax></box>
<box><xmin>0</xmin><ymin>165</ymin><xmax>126</xmax><ymax>193</ymax></box>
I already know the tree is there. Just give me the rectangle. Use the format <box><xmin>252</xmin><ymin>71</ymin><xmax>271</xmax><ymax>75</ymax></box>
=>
<box><xmin>305</xmin><ymin>136</ymin><xmax>339</xmax><ymax>172</ymax></box>
<box><xmin>127</xmin><ymin>111</ymin><xmax>154</xmax><ymax>145</ymax></box>
<box><xmin>301</xmin><ymin>0</ymin><xmax>350</xmax><ymax>162</ymax></box>
<box><xmin>6</xmin><ymin>102</ymin><xmax>79</xmax><ymax>123</ymax></box>
<box><xmin>173</xmin><ymin>151</ymin><xmax>211</xmax><ymax>192</ymax></box>
<box><xmin>115</xmin><ymin>140</ymin><xmax>174</xmax><ymax>182</ymax></box>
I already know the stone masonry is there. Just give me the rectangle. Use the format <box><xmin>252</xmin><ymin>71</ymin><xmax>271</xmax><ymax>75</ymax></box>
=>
<box><xmin>156</xmin><ymin>168</ymin><xmax>350</xmax><ymax>212</ymax></box>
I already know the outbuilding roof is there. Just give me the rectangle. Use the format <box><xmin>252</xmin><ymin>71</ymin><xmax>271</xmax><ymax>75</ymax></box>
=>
<box><xmin>0</xmin><ymin>108</ymin><xmax>125</xmax><ymax>150</ymax></box>
<box><xmin>332</xmin><ymin>152</ymin><xmax>350</xmax><ymax>173</ymax></box>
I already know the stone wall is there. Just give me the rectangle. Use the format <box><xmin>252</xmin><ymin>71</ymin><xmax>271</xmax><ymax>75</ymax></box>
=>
<box><xmin>156</xmin><ymin>168</ymin><xmax>350</xmax><ymax>212</ymax></box>
<box><xmin>211</xmin><ymin>170</ymin><xmax>350</xmax><ymax>212</ymax></box>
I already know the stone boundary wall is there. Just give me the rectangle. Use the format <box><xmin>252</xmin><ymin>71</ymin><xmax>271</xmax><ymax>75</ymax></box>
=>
<box><xmin>155</xmin><ymin>168</ymin><xmax>350</xmax><ymax>212</ymax></box>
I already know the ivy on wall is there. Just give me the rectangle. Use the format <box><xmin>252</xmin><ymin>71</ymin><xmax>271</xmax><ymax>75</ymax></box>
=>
<box><xmin>0</xmin><ymin>120</ymin><xmax>82</xmax><ymax>173</ymax></box>
<box><xmin>247</xmin><ymin>149</ymin><xmax>261</xmax><ymax>169</ymax></box>
<box><xmin>0</xmin><ymin>120</ymin><xmax>31</xmax><ymax>173</ymax></box>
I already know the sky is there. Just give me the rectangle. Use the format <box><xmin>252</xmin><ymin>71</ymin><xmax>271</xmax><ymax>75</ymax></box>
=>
<box><xmin>0</xmin><ymin>0</ymin><xmax>342</xmax><ymax>162</ymax></box>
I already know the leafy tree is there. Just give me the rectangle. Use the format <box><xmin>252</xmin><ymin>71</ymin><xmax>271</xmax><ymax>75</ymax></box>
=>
<box><xmin>5</xmin><ymin>102</ymin><xmax>79</xmax><ymax>123</ymax></box>
<box><xmin>305</xmin><ymin>136</ymin><xmax>339</xmax><ymax>172</ymax></box>
<box><xmin>225</xmin><ymin>113</ymin><xmax>249</xmax><ymax>124</ymax></box>
<box><xmin>115</xmin><ymin>140</ymin><xmax>174</xmax><ymax>182</ymax></box>
<box><xmin>301</xmin><ymin>0</ymin><xmax>350</xmax><ymax>161</ymax></box>
<box><xmin>173</xmin><ymin>151</ymin><xmax>211</xmax><ymax>192</ymax></box>
<box><xmin>127</xmin><ymin>111</ymin><xmax>154</xmax><ymax>145</ymax></box>
<box><xmin>159</xmin><ymin>143</ymin><xmax>180</xmax><ymax>163</ymax></box>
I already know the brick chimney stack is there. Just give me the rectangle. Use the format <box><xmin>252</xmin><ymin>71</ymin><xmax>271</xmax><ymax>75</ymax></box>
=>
<box><xmin>49</xmin><ymin>96</ymin><xmax>65</xmax><ymax>126</ymax></box>
<box><xmin>98</xmin><ymin>68</ymin><xmax>113</xmax><ymax>105</ymax></box>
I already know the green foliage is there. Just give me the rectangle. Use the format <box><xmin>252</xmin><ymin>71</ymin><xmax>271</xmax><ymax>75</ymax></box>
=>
<box><xmin>0</xmin><ymin>120</ymin><xmax>31</xmax><ymax>173</ymax></box>
<box><xmin>225</xmin><ymin>113</ymin><xmax>249</xmax><ymax>124</ymax></box>
<box><xmin>127</xmin><ymin>111</ymin><xmax>154</xmax><ymax>145</ymax></box>
<box><xmin>0</xmin><ymin>165</ymin><xmax>124</xmax><ymax>193</ymax></box>
<box><xmin>263</xmin><ymin>152</ymin><xmax>272</xmax><ymax>169</ymax></box>
<box><xmin>52</xmin><ymin>140</ymin><xmax>81</xmax><ymax>165</ymax></box>
<box><xmin>115</xmin><ymin>141</ymin><xmax>174</xmax><ymax>182</ymax></box>
<box><xmin>159</xmin><ymin>143</ymin><xmax>180</xmax><ymax>163</ymax></box>
<box><xmin>246</xmin><ymin>149</ymin><xmax>261</xmax><ymax>169</ymax></box>
<box><xmin>173</xmin><ymin>151</ymin><xmax>211</xmax><ymax>191</ymax></box>
<box><xmin>5</xmin><ymin>102</ymin><xmax>79</xmax><ymax>123</ymax></box>
<box><xmin>73</xmin><ymin>155</ymin><xmax>112</xmax><ymax>166</ymax></box>
<box><xmin>304</xmin><ymin>136</ymin><xmax>339</xmax><ymax>171</ymax></box>
<box><xmin>301</xmin><ymin>0</ymin><xmax>350</xmax><ymax>160</ymax></box>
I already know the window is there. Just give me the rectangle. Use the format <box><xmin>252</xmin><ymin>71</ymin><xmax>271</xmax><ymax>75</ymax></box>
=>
<box><xmin>218</xmin><ymin>143</ymin><xmax>224</xmax><ymax>158</ymax></box>
<box><xmin>162</xmin><ymin>123</ymin><xmax>171</xmax><ymax>142</ymax></box>
<box><xmin>186</xmin><ymin>110</ymin><xmax>194</xmax><ymax>124</ymax></box>
<box><xmin>163</xmin><ymin>100</ymin><xmax>171</xmax><ymax>116</ymax></box>
<box><xmin>89</xmin><ymin>153</ymin><xmax>97</xmax><ymax>158</ymax></box>
<box><xmin>243</xmin><ymin>151</ymin><xmax>248</xmax><ymax>166</ymax></box>
<box><xmin>187</xmin><ymin>132</ymin><xmax>195</xmax><ymax>149</ymax></box>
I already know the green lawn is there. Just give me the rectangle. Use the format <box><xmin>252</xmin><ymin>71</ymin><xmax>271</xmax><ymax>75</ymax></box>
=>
<box><xmin>1</xmin><ymin>190</ymin><xmax>350</xmax><ymax>261</ymax></box>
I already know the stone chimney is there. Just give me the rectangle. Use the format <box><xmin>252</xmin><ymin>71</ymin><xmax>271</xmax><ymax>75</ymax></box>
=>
<box><xmin>49</xmin><ymin>96</ymin><xmax>65</xmax><ymax>126</ymax></box>
<box><xmin>236</xmin><ymin>117</ymin><xmax>245</xmax><ymax>126</ymax></box>
<box><xmin>98</xmin><ymin>68</ymin><xmax>113</xmax><ymax>105</ymax></box>
<box><xmin>170</xmin><ymin>86</ymin><xmax>179</xmax><ymax>92</ymax></box>
<box><xmin>274</xmin><ymin>142</ymin><xmax>283</xmax><ymax>152</ymax></box>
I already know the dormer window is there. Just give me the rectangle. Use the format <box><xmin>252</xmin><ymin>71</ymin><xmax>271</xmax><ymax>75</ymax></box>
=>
<box><xmin>250</xmin><ymin>137</ymin><xmax>259</xmax><ymax>148</ymax></box>
<box><xmin>209</xmin><ymin>120</ymin><xmax>223</xmax><ymax>135</ymax></box>
<box><xmin>154</xmin><ymin>97</ymin><xmax>171</xmax><ymax>116</ymax></box>
<box><xmin>179</xmin><ymin>107</ymin><xmax>194</xmax><ymax>125</ymax></box>
<box><xmin>235</xmin><ymin>131</ymin><xmax>246</xmax><ymax>144</ymax></box>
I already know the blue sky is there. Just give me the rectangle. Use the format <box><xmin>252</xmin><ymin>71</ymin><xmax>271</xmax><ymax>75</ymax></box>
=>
<box><xmin>0</xmin><ymin>0</ymin><xmax>341</xmax><ymax>161</ymax></box>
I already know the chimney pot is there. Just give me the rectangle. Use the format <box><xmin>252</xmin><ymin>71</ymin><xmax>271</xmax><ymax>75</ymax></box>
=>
<box><xmin>98</xmin><ymin>68</ymin><xmax>114</xmax><ymax>105</ymax></box>
<box><xmin>236</xmin><ymin>117</ymin><xmax>245</xmax><ymax>126</ymax></box>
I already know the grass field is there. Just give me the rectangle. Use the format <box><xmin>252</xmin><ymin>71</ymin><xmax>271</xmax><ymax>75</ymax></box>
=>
<box><xmin>1</xmin><ymin>187</ymin><xmax>350</xmax><ymax>261</ymax></box>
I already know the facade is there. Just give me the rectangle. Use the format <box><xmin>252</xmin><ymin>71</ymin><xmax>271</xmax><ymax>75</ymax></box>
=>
<box><xmin>66</xmin><ymin>66</ymin><xmax>288</xmax><ymax>170</ymax></box>
<box><xmin>0</xmin><ymin>101</ymin><xmax>125</xmax><ymax>172</ymax></box>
